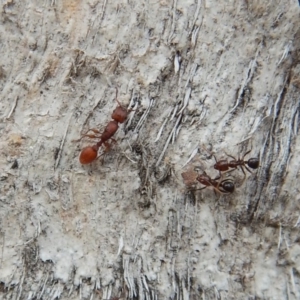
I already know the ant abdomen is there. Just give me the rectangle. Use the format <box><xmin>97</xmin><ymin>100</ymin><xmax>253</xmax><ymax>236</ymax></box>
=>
<box><xmin>247</xmin><ymin>158</ymin><xmax>259</xmax><ymax>169</ymax></box>
<box><xmin>79</xmin><ymin>146</ymin><xmax>98</xmax><ymax>164</ymax></box>
<box><xmin>221</xmin><ymin>180</ymin><xmax>235</xmax><ymax>193</ymax></box>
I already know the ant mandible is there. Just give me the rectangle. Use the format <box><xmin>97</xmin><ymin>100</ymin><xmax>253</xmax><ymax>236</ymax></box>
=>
<box><xmin>213</xmin><ymin>149</ymin><xmax>259</xmax><ymax>176</ymax></box>
<box><xmin>77</xmin><ymin>88</ymin><xmax>133</xmax><ymax>164</ymax></box>
<box><xmin>196</xmin><ymin>171</ymin><xmax>235</xmax><ymax>194</ymax></box>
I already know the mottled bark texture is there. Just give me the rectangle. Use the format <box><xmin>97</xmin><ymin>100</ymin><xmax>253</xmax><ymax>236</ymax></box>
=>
<box><xmin>0</xmin><ymin>1</ymin><xmax>300</xmax><ymax>299</ymax></box>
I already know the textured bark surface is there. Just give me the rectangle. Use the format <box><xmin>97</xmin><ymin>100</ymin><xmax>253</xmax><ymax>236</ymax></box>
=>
<box><xmin>1</xmin><ymin>1</ymin><xmax>300</xmax><ymax>299</ymax></box>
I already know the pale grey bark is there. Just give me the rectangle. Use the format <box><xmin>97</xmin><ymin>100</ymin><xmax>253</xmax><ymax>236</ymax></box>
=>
<box><xmin>0</xmin><ymin>1</ymin><xmax>300</xmax><ymax>299</ymax></box>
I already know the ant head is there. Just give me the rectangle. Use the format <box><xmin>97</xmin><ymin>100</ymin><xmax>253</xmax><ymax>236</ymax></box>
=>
<box><xmin>111</xmin><ymin>106</ymin><xmax>128</xmax><ymax>123</ymax></box>
<box><xmin>113</xmin><ymin>87</ymin><xmax>131</xmax><ymax>123</ymax></box>
<box><xmin>247</xmin><ymin>158</ymin><xmax>259</xmax><ymax>169</ymax></box>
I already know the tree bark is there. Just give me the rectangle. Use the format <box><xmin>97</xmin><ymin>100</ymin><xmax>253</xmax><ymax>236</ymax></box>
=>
<box><xmin>0</xmin><ymin>0</ymin><xmax>300</xmax><ymax>299</ymax></box>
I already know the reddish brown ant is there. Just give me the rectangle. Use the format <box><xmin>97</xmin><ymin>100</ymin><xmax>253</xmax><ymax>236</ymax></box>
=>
<box><xmin>214</xmin><ymin>149</ymin><xmax>259</xmax><ymax>177</ymax></box>
<box><xmin>181</xmin><ymin>168</ymin><xmax>235</xmax><ymax>194</ymax></box>
<box><xmin>76</xmin><ymin>88</ymin><xmax>133</xmax><ymax>164</ymax></box>
<box><xmin>196</xmin><ymin>171</ymin><xmax>235</xmax><ymax>194</ymax></box>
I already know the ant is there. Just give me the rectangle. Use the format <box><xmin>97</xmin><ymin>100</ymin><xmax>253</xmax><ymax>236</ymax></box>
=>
<box><xmin>76</xmin><ymin>88</ymin><xmax>133</xmax><ymax>164</ymax></box>
<box><xmin>182</xmin><ymin>168</ymin><xmax>234</xmax><ymax>194</ymax></box>
<box><xmin>213</xmin><ymin>149</ymin><xmax>259</xmax><ymax>177</ymax></box>
<box><xmin>196</xmin><ymin>171</ymin><xmax>235</xmax><ymax>194</ymax></box>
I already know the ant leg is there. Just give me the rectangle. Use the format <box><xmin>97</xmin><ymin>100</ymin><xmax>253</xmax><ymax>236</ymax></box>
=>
<box><xmin>72</xmin><ymin>133</ymin><xmax>101</xmax><ymax>142</ymax></box>
<box><xmin>244</xmin><ymin>165</ymin><xmax>253</xmax><ymax>174</ymax></box>
<box><xmin>242</xmin><ymin>149</ymin><xmax>251</xmax><ymax>160</ymax></box>
<box><xmin>103</xmin><ymin>141</ymin><xmax>111</xmax><ymax>153</ymax></box>
<box><xmin>199</xmin><ymin>176</ymin><xmax>228</xmax><ymax>195</ymax></box>
<box><xmin>82</xmin><ymin>134</ymin><xmax>100</xmax><ymax>139</ymax></box>
<box><xmin>223</xmin><ymin>169</ymin><xmax>236</xmax><ymax>175</ymax></box>
<box><xmin>190</xmin><ymin>186</ymin><xmax>207</xmax><ymax>192</ymax></box>
<box><xmin>196</xmin><ymin>176</ymin><xmax>228</xmax><ymax>195</ymax></box>
<box><xmin>110</xmin><ymin>138</ymin><xmax>117</xmax><ymax>145</ymax></box>
<box><xmin>224</xmin><ymin>151</ymin><xmax>237</xmax><ymax>161</ymax></box>
<box><xmin>212</xmin><ymin>185</ymin><xmax>229</xmax><ymax>195</ymax></box>
<box><xmin>239</xmin><ymin>165</ymin><xmax>246</xmax><ymax>175</ymax></box>
<box><xmin>75</xmin><ymin>128</ymin><xmax>102</xmax><ymax>140</ymax></box>
<box><xmin>83</xmin><ymin>128</ymin><xmax>102</xmax><ymax>135</ymax></box>
<box><xmin>96</xmin><ymin>151</ymin><xmax>106</xmax><ymax>161</ymax></box>
<box><xmin>213</xmin><ymin>155</ymin><xmax>223</xmax><ymax>177</ymax></box>
<box><xmin>128</xmin><ymin>106</ymin><xmax>137</xmax><ymax>113</ymax></box>
<box><xmin>214</xmin><ymin>175</ymin><xmax>221</xmax><ymax>181</ymax></box>
<box><xmin>239</xmin><ymin>166</ymin><xmax>247</xmax><ymax>183</ymax></box>
<box><xmin>243</xmin><ymin>141</ymin><xmax>254</xmax><ymax>160</ymax></box>
<box><xmin>93</xmin><ymin>124</ymin><xmax>104</xmax><ymax>131</ymax></box>
<box><xmin>216</xmin><ymin>168</ymin><xmax>236</xmax><ymax>178</ymax></box>
<box><xmin>214</xmin><ymin>174</ymin><xmax>223</xmax><ymax>192</ymax></box>
<box><xmin>115</xmin><ymin>87</ymin><xmax>137</xmax><ymax>112</ymax></box>
<box><xmin>102</xmin><ymin>139</ymin><xmax>117</xmax><ymax>152</ymax></box>
<box><xmin>115</xmin><ymin>87</ymin><xmax>123</xmax><ymax>107</ymax></box>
